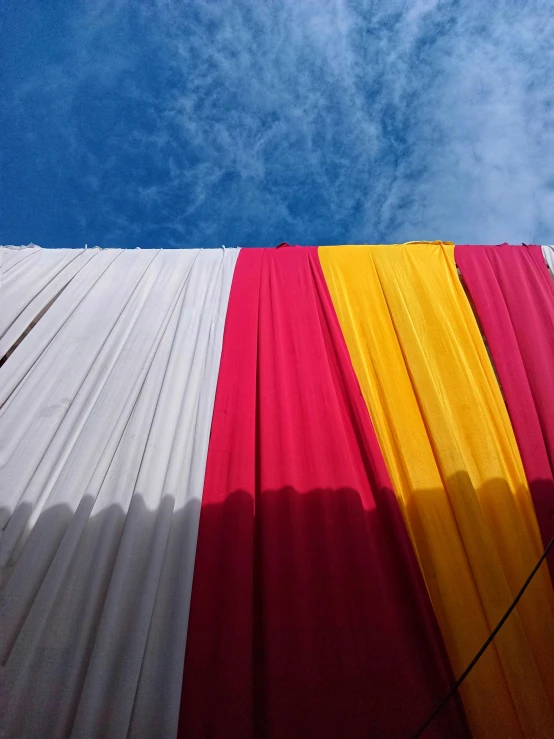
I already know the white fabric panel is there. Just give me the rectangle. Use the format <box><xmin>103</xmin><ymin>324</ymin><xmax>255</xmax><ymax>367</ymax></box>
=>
<box><xmin>0</xmin><ymin>244</ymin><xmax>41</xmax><ymax>272</ymax></box>
<box><xmin>0</xmin><ymin>246</ymin><xmax>98</xmax><ymax>358</ymax></box>
<box><xmin>0</xmin><ymin>247</ymin><xmax>239</xmax><ymax>738</ymax></box>
<box><xmin>542</xmin><ymin>245</ymin><xmax>554</xmax><ymax>276</ymax></box>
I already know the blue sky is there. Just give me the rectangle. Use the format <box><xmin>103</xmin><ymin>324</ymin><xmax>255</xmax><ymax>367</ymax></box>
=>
<box><xmin>2</xmin><ymin>0</ymin><xmax>554</xmax><ymax>249</ymax></box>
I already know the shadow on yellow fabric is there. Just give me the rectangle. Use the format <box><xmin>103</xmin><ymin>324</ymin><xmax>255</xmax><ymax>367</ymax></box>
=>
<box><xmin>319</xmin><ymin>242</ymin><xmax>554</xmax><ymax>738</ymax></box>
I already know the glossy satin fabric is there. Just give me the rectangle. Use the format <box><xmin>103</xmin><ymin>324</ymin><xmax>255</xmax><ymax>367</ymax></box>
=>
<box><xmin>456</xmin><ymin>244</ymin><xmax>554</xmax><ymax>576</ymax></box>
<box><xmin>319</xmin><ymin>242</ymin><xmax>554</xmax><ymax>738</ymax></box>
<box><xmin>179</xmin><ymin>246</ymin><xmax>467</xmax><ymax>739</ymax></box>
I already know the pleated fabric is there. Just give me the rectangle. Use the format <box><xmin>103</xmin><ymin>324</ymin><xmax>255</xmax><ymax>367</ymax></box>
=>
<box><xmin>455</xmin><ymin>244</ymin><xmax>554</xmax><ymax>576</ymax></box>
<box><xmin>542</xmin><ymin>244</ymin><xmax>554</xmax><ymax>275</ymax></box>
<box><xmin>0</xmin><ymin>247</ymin><xmax>238</xmax><ymax>739</ymax></box>
<box><xmin>319</xmin><ymin>242</ymin><xmax>554</xmax><ymax>738</ymax></box>
<box><xmin>0</xmin><ymin>245</ymin><xmax>97</xmax><ymax>360</ymax></box>
<box><xmin>179</xmin><ymin>246</ymin><xmax>467</xmax><ymax>739</ymax></box>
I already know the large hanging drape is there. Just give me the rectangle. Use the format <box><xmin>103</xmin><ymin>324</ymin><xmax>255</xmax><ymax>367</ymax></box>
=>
<box><xmin>0</xmin><ymin>248</ymin><xmax>238</xmax><ymax>738</ymax></box>
<box><xmin>3</xmin><ymin>242</ymin><xmax>554</xmax><ymax>738</ymax></box>
<box><xmin>179</xmin><ymin>246</ymin><xmax>467</xmax><ymax>739</ymax></box>
<box><xmin>455</xmin><ymin>244</ymin><xmax>554</xmax><ymax>575</ymax></box>
<box><xmin>319</xmin><ymin>242</ymin><xmax>554</xmax><ymax>738</ymax></box>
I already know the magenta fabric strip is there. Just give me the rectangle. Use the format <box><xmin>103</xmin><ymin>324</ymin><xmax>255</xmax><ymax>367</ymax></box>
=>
<box><xmin>179</xmin><ymin>247</ymin><xmax>467</xmax><ymax>739</ymax></box>
<box><xmin>455</xmin><ymin>244</ymin><xmax>554</xmax><ymax>574</ymax></box>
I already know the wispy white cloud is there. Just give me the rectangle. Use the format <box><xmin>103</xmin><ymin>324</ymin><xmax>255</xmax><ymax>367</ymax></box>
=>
<box><xmin>4</xmin><ymin>0</ymin><xmax>554</xmax><ymax>246</ymax></box>
<box><xmin>376</xmin><ymin>2</ymin><xmax>554</xmax><ymax>244</ymax></box>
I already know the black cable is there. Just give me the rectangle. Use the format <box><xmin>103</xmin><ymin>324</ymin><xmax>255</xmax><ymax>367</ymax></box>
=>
<box><xmin>411</xmin><ymin>534</ymin><xmax>554</xmax><ymax>739</ymax></box>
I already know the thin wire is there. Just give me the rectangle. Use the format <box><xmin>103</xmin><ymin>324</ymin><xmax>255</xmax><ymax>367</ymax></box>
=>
<box><xmin>411</xmin><ymin>535</ymin><xmax>554</xmax><ymax>739</ymax></box>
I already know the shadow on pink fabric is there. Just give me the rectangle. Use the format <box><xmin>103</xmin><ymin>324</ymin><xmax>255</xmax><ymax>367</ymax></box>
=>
<box><xmin>178</xmin><ymin>246</ymin><xmax>468</xmax><ymax>739</ymax></box>
<box><xmin>456</xmin><ymin>243</ymin><xmax>554</xmax><ymax>576</ymax></box>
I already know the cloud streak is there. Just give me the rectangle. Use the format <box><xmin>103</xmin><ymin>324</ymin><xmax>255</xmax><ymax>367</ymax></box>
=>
<box><xmin>2</xmin><ymin>0</ymin><xmax>554</xmax><ymax>247</ymax></box>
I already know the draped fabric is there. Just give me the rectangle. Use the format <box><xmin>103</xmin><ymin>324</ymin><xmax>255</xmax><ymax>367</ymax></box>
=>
<box><xmin>0</xmin><ymin>246</ymin><xmax>96</xmax><ymax>360</ymax></box>
<box><xmin>0</xmin><ymin>247</ymin><xmax>238</xmax><ymax>738</ymax></box>
<box><xmin>179</xmin><ymin>246</ymin><xmax>467</xmax><ymax>739</ymax></box>
<box><xmin>455</xmin><ymin>244</ymin><xmax>554</xmax><ymax>576</ymax></box>
<box><xmin>543</xmin><ymin>244</ymin><xmax>554</xmax><ymax>275</ymax></box>
<box><xmin>3</xmin><ymin>241</ymin><xmax>554</xmax><ymax>738</ymax></box>
<box><xmin>319</xmin><ymin>242</ymin><xmax>554</xmax><ymax>738</ymax></box>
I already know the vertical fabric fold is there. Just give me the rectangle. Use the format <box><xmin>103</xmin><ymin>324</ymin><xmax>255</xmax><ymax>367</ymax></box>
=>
<box><xmin>179</xmin><ymin>246</ymin><xmax>467</xmax><ymax>739</ymax></box>
<box><xmin>542</xmin><ymin>244</ymin><xmax>554</xmax><ymax>275</ymax></box>
<box><xmin>455</xmin><ymin>244</ymin><xmax>554</xmax><ymax>576</ymax></box>
<box><xmin>0</xmin><ymin>246</ymin><xmax>98</xmax><ymax>360</ymax></box>
<box><xmin>0</xmin><ymin>247</ymin><xmax>238</xmax><ymax>739</ymax></box>
<box><xmin>319</xmin><ymin>242</ymin><xmax>554</xmax><ymax>738</ymax></box>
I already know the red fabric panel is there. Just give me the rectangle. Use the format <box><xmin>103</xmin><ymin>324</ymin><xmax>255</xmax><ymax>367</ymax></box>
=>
<box><xmin>456</xmin><ymin>244</ymin><xmax>554</xmax><ymax>573</ymax></box>
<box><xmin>179</xmin><ymin>247</ymin><xmax>467</xmax><ymax>739</ymax></box>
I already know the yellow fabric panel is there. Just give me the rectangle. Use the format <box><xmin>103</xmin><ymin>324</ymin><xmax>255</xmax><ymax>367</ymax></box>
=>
<box><xmin>319</xmin><ymin>242</ymin><xmax>554</xmax><ymax>738</ymax></box>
